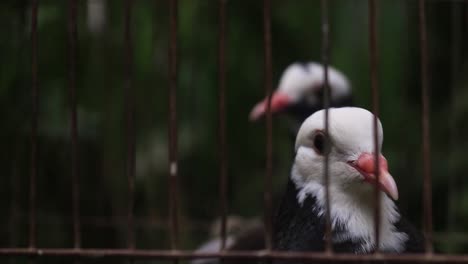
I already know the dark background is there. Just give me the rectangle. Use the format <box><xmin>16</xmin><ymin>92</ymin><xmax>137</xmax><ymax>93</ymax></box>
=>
<box><xmin>1</xmin><ymin>0</ymin><xmax>468</xmax><ymax>262</ymax></box>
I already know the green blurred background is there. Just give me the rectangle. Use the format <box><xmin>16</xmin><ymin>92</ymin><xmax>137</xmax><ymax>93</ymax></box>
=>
<box><xmin>1</xmin><ymin>0</ymin><xmax>468</xmax><ymax>262</ymax></box>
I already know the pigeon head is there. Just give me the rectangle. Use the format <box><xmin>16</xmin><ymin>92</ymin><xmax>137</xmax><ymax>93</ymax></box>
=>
<box><xmin>293</xmin><ymin>107</ymin><xmax>398</xmax><ymax>201</ymax></box>
<box><xmin>249</xmin><ymin>62</ymin><xmax>351</xmax><ymax>121</ymax></box>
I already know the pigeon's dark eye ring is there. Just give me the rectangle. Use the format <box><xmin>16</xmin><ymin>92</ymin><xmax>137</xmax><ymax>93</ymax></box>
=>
<box><xmin>312</xmin><ymin>131</ymin><xmax>329</xmax><ymax>156</ymax></box>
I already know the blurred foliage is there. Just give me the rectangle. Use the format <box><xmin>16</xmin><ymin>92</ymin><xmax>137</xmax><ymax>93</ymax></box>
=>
<box><xmin>1</xmin><ymin>0</ymin><xmax>468</xmax><ymax>262</ymax></box>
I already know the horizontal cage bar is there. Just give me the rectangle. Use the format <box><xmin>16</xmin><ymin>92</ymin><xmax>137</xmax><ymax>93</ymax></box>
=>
<box><xmin>0</xmin><ymin>249</ymin><xmax>466</xmax><ymax>263</ymax></box>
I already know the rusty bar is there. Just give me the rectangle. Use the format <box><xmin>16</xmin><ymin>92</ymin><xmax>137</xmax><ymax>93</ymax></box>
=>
<box><xmin>67</xmin><ymin>0</ymin><xmax>81</xmax><ymax>249</ymax></box>
<box><xmin>4</xmin><ymin>249</ymin><xmax>468</xmax><ymax>263</ymax></box>
<box><xmin>418</xmin><ymin>0</ymin><xmax>433</xmax><ymax>254</ymax></box>
<box><xmin>9</xmin><ymin>143</ymin><xmax>21</xmax><ymax>247</ymax></box>
<box><xmin>320</xmin><ymin>0</ymin><xmax>332</xmax><ymax>254</ymax></box>
<box><xmin>124</xmin><ymin>0</ymin><xmax>136</xmax><ymax>249</ymax></box>
<box><xmin>217</xmin><ymin>0</ymin><xmax>228</xmax><ymax>251</ymax></box>
<box><xmin>168</xmin><ymin>0</ymin><xmax>180</xmax><ymax>252</ymax></box>
<box><xmin>368</xmin><ymin>0</ymin><xmax>381</xmax><ymax>252</ymax></box>
<box><xmin>262</xmin><ymin>0</ymin><xmax>273</xmax><ymax>251</ymax></box>
<box><xmin>29</xmin><ymin>0</ymin><xmax>39</xmax><ymax>250</ymax></box>
<box><xmin>447</xmin><ymin>0</ymin><xmax>461</xmax><ymax>232</ymax></box>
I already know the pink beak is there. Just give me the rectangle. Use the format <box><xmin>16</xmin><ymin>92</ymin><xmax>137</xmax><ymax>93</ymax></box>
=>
<box><xmin>249</xmin><ymin>92</ymin><xmax>292</xmax><ymax>121</ymax></box>
<box><xmin>349</xmin><ymin>153</ymin><xmax>399</xmax><ymax>200</ymax></box>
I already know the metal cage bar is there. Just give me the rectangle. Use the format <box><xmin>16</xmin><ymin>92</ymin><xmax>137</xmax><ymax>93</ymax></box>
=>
<box><xmin>217</xmin><ymin>0</ymin><xmax>228</xmax><ymax>251</ymax></box>
<box><xmin>418</xmin><ymin>0</ymin><xmax>433</xmax><ymax>254</ymax></box>
<box><xmin>320</xmin><ymin>0</ymin><xmax>333</xmax><ymax>254</ymax></box>
<box><xmin>448</xmin><ymin>0</ymin><xmax>462</xmax><ymax>232</ymax></box>
<box><xmin>67</xmin><ymin>0</ymin><xmax>81</xmax><ymax>250</ymax></box>
<box><xmin>263</xmin><ymin>0</ymin><xmax>274</xmax><ymax>252</ymax></box>
<box><xmin>124</xmin><ymin>0</ymin><xmax>136</xmax><ymax>250</ymax></box>
<box><xmin>29</xmin><ymin>0</ymin><xmax>39</xmax><ymax>251</ymax></box>
<box><xmin>368</xmin><ymin>0</ymin><xmax>382</xmax><ymax>252</ymax></box>
<box><xmin>3</xmin><ymin>248</ymin><xmax>468</xmax><ymax>263</ymax></box>
<box><xmin>168</xmin><ymin>0</ymin><xmax>180</xmax><ymax>254</ymax></box>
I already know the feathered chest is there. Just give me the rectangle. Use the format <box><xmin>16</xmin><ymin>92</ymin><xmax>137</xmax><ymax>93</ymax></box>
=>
<box><xmin>274</xmin><ymin>179</ymin><xmax>409</xmax><ymax>253</ymax></box>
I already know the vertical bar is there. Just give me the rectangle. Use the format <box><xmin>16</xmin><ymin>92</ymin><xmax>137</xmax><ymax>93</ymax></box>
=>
<box><xmin>418</xmin><ymin>0</ymin><xmax>433</xmax><ymax>254</ymax></box>
<box><xmin>124</xmin><ymin>0</ymin><xmax>136</xmax><ymax>250</ymax></box>
<box><xmin>217</xmin><ymin>0</ymin><xmax>228</xmax><ymax>251</ymax></box>
<box><xmin>67</xmin><ymin>0</ymin><xmax>81</xmax><ymax>249</ymax></box>
<box><xmin>368</xmin><ymin>0</ymin><xmax>381</xmax><ymax>253</ymax></box>
<box><xmin>263</xmin><ymin>0</ymin><xmax>273</xmax><ymax>252</ymax></box>
<box><xmin>447</xmin><ymin>0</ymin><xmax>461</xmax><ymax>232</ymax></box>
<box><xmin>9</xmin><ymin>144</ymin><xmax>21</xmax><ymax>248</ymax></box>
<box><xmin>320</xmin><ymin>0</ymin><xmax>332</xmax><ymax>254</ymax></box>
<box><xmin>168</xmin><ymin>0</ymin><xmax>180</xmax><ymax>253</ymax></box>
<box><xmin>29</xmin><ymin>0</ymin><xmax>39</xmax><ymax>250</ymax></box>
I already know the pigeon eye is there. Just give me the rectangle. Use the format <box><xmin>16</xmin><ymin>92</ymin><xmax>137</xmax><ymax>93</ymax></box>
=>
<box><xmin>312</xmin><ymin>131</ymin><xmax>329</xmax><ymax>155</ymax></box>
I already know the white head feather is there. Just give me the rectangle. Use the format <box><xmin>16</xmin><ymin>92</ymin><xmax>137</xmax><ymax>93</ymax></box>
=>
<box><xmin>278</xmin><ymin>62</ymin><xmax>351</xmax><ymax>104</ymax></box>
